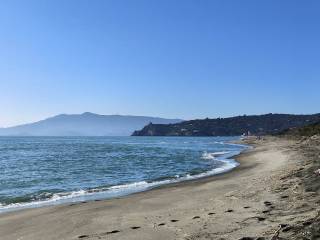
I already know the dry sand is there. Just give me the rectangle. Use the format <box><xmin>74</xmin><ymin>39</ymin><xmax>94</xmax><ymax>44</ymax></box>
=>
<box><xmin>0</xmin><ymin>136</ymin><xmax>319</xmax><ymax>240</ymax></box>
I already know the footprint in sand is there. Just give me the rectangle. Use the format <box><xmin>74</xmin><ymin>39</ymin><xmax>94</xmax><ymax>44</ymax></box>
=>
<box><xmin>158</xmin><ymin>223</ymin><xmax>166</xmax><ymax>226</ymax></box>
<box><xmin>106</xmin><ymin>230</ymin><xmax>120</xmax><ymax>235</ymax></box>
<box><xmin>263</xmin><ymin>201</ymin><xmax>272</xmax><ymax>206</ymax></box>
<box><xmin>78</xmin><ymin>235</ymin><xmax>89</xmax><ymax>239</ymax></box>
<box><xmin>243</xmin><ymin>206</ymin><xmax>250</xmax><ymax>209</ymax></box>
<box><xmin>208</xmin><ymin>212</ymin><xmax>215</xmax><ymax>215</ymax></box>
<box><xmin>302</xmin><ymin>220</ymin><xmax>313</xmax><ymax>226</ymax></box>
<box><xmin>225</xmin><ymin>209</ymin><xmax>234</xmax><ymax>213</ymax></box>
<box><xmin>192</xmin><ymin>216</ymin><xmax>200</xmax><ymax>219</ymax></box>
<box><xmin>256</xmin><ymin>217</ymin><xmax>266</xmax><ymax>222</ymax></box>
<box><xmin>170</xmin><ymin>219</ymin><xmax>179</xmax><ymax>222</ymax></box>
<box><xmin>239</xmin><ymin>237</ymin><xmax>265</xmax><ymax>240</ymax></box>
<box><xmin>130</xmin><ymin>226</ymin><xmax>141</xmax><ymax>230</ymax></box>
<box><xmin>77</xmin><ymin>229</ymin><xmax>120</xmax><ymax>239</ymax></box>
<box><xmin>282</xmin><ymin>225</ymin><xmax>293</xmax><ymax>232</ymax></box>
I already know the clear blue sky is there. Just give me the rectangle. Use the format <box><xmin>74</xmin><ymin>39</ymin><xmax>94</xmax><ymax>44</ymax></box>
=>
<box><xmin>0</xmin><ymin>0</ymin><xmax>319</xmax><ymax>127</ymax></box>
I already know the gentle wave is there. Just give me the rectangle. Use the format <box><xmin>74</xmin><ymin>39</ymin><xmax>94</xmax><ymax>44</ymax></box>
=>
<box><xmin>201</xmin><ymin>151</ymin><xmax>229</xmax><ymax>160</ymax></box>
<box><xmin>0</xmin><ymin>151</ymin><xmax>242</xmax><ymax>213</ymax></box>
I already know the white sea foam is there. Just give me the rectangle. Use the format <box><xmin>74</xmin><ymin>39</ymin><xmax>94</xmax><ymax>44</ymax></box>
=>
<box><xmin>201</xmin><ymin>151</ymin><xmax>229</xmax><ymax>160</ymax></box>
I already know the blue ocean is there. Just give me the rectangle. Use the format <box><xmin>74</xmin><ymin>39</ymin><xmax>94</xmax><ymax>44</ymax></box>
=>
<box><xmin>0</xmin><ymin>136</ymin><xmax>246</xmax><ymax>212</ymax></box>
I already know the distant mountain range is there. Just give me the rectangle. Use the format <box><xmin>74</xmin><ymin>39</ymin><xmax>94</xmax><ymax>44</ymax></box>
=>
<box><xmin>132</xmin><ymin>113</ymin><xmax>320</xmax><ymax>136</ymax></box>
<box><xmin>0</xmin><ymin>113</ymin><xmax>182</xmax><ymax>136</ymax></box>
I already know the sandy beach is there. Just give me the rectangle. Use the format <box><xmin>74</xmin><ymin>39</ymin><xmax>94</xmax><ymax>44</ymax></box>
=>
<box><xmin>0</xmin><ymin>136</ymin><xmax>319</xmax><ymax>240</ymax></box>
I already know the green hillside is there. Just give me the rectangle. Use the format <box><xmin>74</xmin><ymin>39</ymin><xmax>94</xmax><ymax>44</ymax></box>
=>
<box><xmin>133</xmin><ymin>113</ymin><xmax>320</xmax><ymax>136</ymax></box>
<box><xmin>280</xmin><ymin>121</ymin><xmax>320</xmax><ymax>136</ymax></box>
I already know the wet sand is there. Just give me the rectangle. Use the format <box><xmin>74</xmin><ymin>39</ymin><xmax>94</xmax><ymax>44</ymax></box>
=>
<box><xmin>0</xmin><ymin>136</ymin><xmax>319</xmax><ymax>240</ymax></box>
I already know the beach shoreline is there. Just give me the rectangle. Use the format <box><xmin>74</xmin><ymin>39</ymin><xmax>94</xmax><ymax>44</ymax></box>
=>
<box><xmin>0</xmin><ymin>136</ymin><xmax>319</xmax><ymax>239</ymax></box>
<box><xmin>0</xmin><ymin>139</ymin><xmax>248</xmax><ymax>214</ymax></box>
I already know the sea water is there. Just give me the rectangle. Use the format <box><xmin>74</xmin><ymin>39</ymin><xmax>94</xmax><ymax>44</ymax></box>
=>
<box><xmin>0</xmin><ymin>136</ymin><xmax>247</xmax><ymax>212</ymax></box>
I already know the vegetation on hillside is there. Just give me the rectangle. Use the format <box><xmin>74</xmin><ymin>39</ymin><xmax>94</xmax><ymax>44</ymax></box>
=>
<box><xmin>279</xmin><ymin>121</ymin><xmax>320</xmax><ymax>136</ymax></box>
<box><xmin>132</xmin><ymin>113</ymin><xmax>320</xmax><ymax>136</ymax></box>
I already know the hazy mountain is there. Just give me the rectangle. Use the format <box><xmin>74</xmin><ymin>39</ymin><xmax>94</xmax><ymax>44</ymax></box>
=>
<box><xmin>0</xmin><ymin>112</ymin><xmax>183</xmax><ymax>136</ymax></box>
<box><xmin>132</xmin><ymin>113</ymin><xmax>320</xmax><ymax>136</ymax></box>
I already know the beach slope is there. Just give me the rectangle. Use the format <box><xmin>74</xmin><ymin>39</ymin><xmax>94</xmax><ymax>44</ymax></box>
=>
<box><xmin>0</xmin><ymin>137</ymin><xmax>318</xmax><ymax>239</ymax></box>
